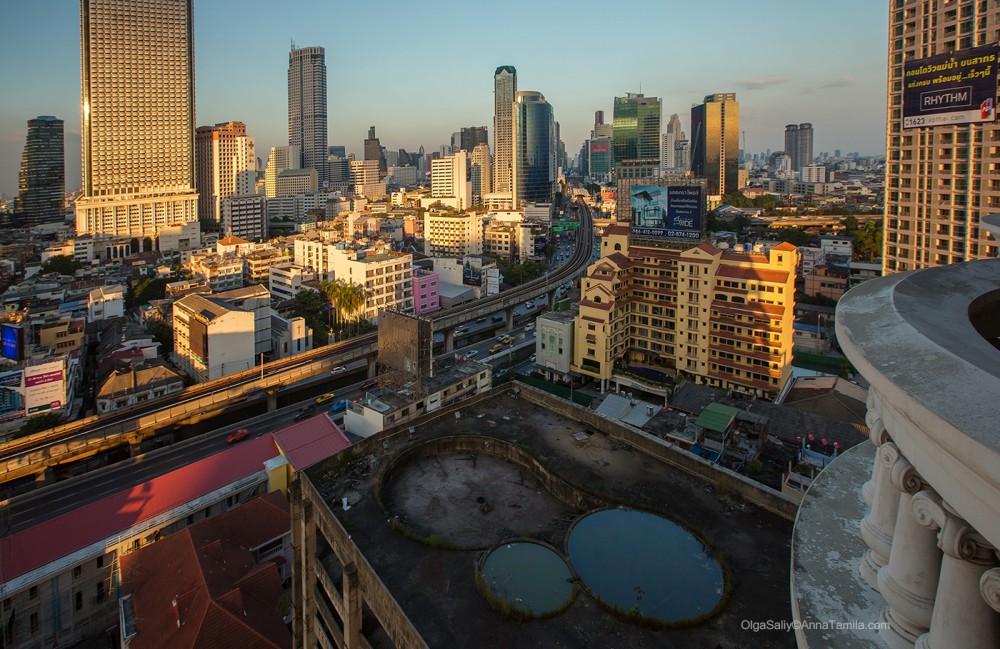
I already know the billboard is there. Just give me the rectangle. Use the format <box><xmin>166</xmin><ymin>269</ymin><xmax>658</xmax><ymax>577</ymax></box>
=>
<box><xmin>377</xmin><ymin>310</ymin><xmax>432</xmax><ymax>378</ymax></box>
<box><xmin>630</xmin><ymin>185</ymin><xmax>703</xmax><ymax>240</ymax></box>
<box><xmin>589</xmin><ymin>141</ymin><xmax>610</xmax><ymax>155</ymax></box>
<box><xmin>1</xmin><ymin>324</ymin><xmax>24</xmax><ymax>361</ymax></box>
<box><xmin>903</xmin><ymin>44</ymin><xmax>998</xmax><ymax>128</ymax></box>
<box><xmin>0</xmin><ymin>361</ymin><xmax>66</xmax><ymax>421</ymax></box>
<box><xmin>463</xmin><ymin>256</ymin><xmax>483</xmax><ymax>286</ymax></box>
<box><xmin>534</xmin><ymin>235</ymin><xmax>548</xmax><ymax>258</ymax></box>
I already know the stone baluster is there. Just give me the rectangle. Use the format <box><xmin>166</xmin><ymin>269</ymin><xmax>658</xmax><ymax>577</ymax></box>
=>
<box><xmin>859</xmin><ymin>441</ymin><xmax>904</xmax><ymax>590</ymax></box>
<box><xmin>861</xmin><ymin>390</ymin><xmax>885</xmax><ymax>507</ymax></box>
<box><xmin>913</xmin><ymin>495</ymin><xmax>1000</xmax><ymax>649</ymax></box>
<box><xmin>877</xmin><ymin>479</ymin><xmax>940</xmax><ymax>649</ymax></box>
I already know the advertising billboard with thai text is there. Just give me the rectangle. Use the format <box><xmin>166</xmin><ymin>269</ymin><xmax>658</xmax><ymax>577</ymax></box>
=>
<box><xmin>903</xmin><ymin>44</ymin><xmax>999</xmax><ymax>128</ymax></box>
<box><xmin>630</xmin><ymin>185</ymin><xmax>704</xmax><ymax>240</ymax></box>
<box><xmin>25</xmin><ymin>361</ymin><xmax>66</xmax><ymax>414</ymax></box>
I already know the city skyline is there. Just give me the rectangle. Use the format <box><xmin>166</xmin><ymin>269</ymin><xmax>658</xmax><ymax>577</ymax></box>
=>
<box><xmin>0</xmin><ymin>0</ymin><xmax>888</xmax><ymax>196</ymax></box>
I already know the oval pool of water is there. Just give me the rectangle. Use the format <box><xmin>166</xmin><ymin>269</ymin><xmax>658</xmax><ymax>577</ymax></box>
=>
<box><xmin>567</xmin><ymin>508</ymin><xmax>725</xmax><ymax>624</ymax></box>
<box><xmin>479</xmin><ymin>541</ymin><xmax>576</xmax><ymax>616</ymax></box>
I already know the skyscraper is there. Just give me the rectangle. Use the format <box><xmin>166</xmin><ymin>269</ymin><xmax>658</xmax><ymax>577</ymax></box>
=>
<box><xmin>288</xmin><ymin>45</ymin><xmax>328</xmax><ymax>185</ymax></box>
<box><xmin>264</xmin><ymin>145</ymin><xmax>300</xmax><ymax>199</ymax></box>
<box><xmin>459</xmin><ymin>126</ymin><xmax>489</xmax><ymax>153</ymax></box>
<box><xmin>612</xmin><ymin>93</ymin><xmax>661</xmax><ymax>177</ymax></box>
<box><xmin>17</xmin><ymin>116</ymin><xmax>65</xmax><ymax>226</ymax></box>
<box><xmin>469</xmin><ymin>143</ymin><xmax>492</xmax><ymax>205</ymax></box>
<box><xmin>196</xmin><ymin>121</ymin><xmax>255</xmax><ymax>230</ymax></box>
<box><xmin>691</xmin><ymin>93</ymin><xmax>740</xmax><ymax>197</ymax></box>
<box><xmin>493</xmin><ymin>66</ymin><xmax>517</xmax><ymax>194</ymax></box>
<box><xmin>660</xmin><ymin>113</ymin><xmax>684</xmax><ymax>174</ymax></box>
<box><xmin>883</xmin><ymin>5</ymin><xmax>1000</xmax><ymax>272</ymax></box>
<box><xmin>364</xmin><ymin>126</ymin><xmax>387</xmax><ymax>178</ymax></box>
<box><xmin>511</xmin><ymin>91</ymin><xmax>555</xmax><ymax>206</ymax></box>
<box><xmin>76</xmin><ymin>0</ymin><xmax>198</xmax><ymax>242</ymax></box>
<box><xmin>784</xmin><ymin>123</ymin><xmax>814</xmax><ymax>172</ymax></box>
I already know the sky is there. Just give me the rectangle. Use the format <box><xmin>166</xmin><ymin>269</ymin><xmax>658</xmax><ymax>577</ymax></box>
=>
<box><xmin>0</xmin><ymin>0</ymin><xmax>889</xmax><ymax>197</ymax></box>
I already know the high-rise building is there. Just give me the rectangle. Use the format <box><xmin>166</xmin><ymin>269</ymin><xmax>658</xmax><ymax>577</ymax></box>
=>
<box><xmin>511</xmin><ymin>91</ymin><xmax>555</xmax><ymax>206</ymax></box>
<box><xmin>459</xmin><ymin>126</ymin><xmax>489</xmax><ymax>153</ymax></box>
<box><xmin>288</xmin><ymin>45</ymin><xmax>328</xmax><ymax>184</ymax></box>
<box><xmin>612</xmin><ymin>93</ymin><xmax>661</xmax><ymax>176</ymax></box>
<box><xmin>264</xmin><ymin>145</ymin><xmax>300</xmax><ymax>199</ymax></box>
<box><xmin>364</xmin><ymin>126</ymin><xmax>387</xmax><ymax>178</ymax></box>
<box><xmin>492</xmin><ymin>66</ymin><xmax>517</xmax><ymax>193</ymax></box>
<box><xmin>784</xmin><ymin>123</ymin><xmax>814</xmax><ymax>172</ymax></box>
<box><xmin>691</xmin><ymin>93</ymin><xmax>740</xmax><ymax>197</ymax></box>
<box><xmin>75</xmin><ymin>0</ymin><xmax>199</xmax><ymax>243</ymax></box>
<box><xmin>430</xmin><ymin>150</ymin><xmax>472</xmax><ymax>210</ymax></box>
<box><xmin>469</xmin><ymin>143</ymin><xmax>492</xmax><ymax>206</ymax></box>
<box><xmin>884</xmin><ymin>6</ymin><xmax>1000</xmax><ymax>272</ymax></box>
<box><xmin>17</xmin><ymin>116</ymin><xmax>65</xmax><ymax>226</ymax></box>
<box><xmin>195</xmin><ymin>121</ymin><xmax>255</xmax><ymax>230</ymax></box>
<box><xmin>660</xmin><ymin>113</ymin><xmax>684</xmax><ymax>174</ymax></box>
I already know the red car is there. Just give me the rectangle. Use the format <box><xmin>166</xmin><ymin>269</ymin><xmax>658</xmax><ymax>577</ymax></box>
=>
<box><xmin>227</xmin><ymin>428</ymin><xmax>251</xmax><ymax>444</ymax></box>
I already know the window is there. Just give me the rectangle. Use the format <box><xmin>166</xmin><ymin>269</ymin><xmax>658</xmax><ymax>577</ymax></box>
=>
<box><xmin>75</xmin><ymin>592</ymin><xmax>83</xmax><ymax>611</ymax></box>
<box><xmin>29</xmin><ymin>586</ymin><xmax>37</xmax><ymax>600</ymax></box>
<box><xmin>96</xmin><ymin>555</ymin><xmax>104</xmax><ymax>569</ymax></box>
<box><xmin>96</xmin><ymin>581</ymin><xmax>106</xmax><ymax>603</ymax></box>
<box><xmin>30</xmin><ymin>612</ymin><xmax>39</xmax><ymax>634</ymax></box>
<box><xmin>73</xmin><ymin>566</ymin><xmax>82</xmax><ymax>580</ymax></box>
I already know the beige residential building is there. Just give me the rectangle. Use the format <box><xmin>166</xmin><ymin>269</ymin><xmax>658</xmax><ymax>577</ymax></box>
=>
<box><xmin>189</xmin><ymin>254</ymin><xmax>244</xmax><ymax>293</ymax></box>
<box><xmin>264</xmin><ymin>145</ymin><xmax>300</xmax><ymax>199</ymax></box>
<box><xmin>469</xmin><ymin>143</ymin><xmax>492</xmax><ymax>206</ymax></box>
<box><xmin>423</xmin><ymin>211</ymin><xmax>485</xmax><ymax>256</ymax></box>
<box><xmin>883</xmin><ymin>3</ymin><xmax>1000</xmax><ymax>272</ymax></box>
<box><xmin>75</xmin><ymin>0</ymin><xmax>199</xmax><ymax>242</ymax></box>
<box><xmin>173</xmin><ymin>294</ymin><xmax>256</xmax><ymax>382</ymax></box>
<box><xmin>244</xmin><ymin>249</ymin><xmax>285</xmax><ymax>287</ymax></box>
<box><xmin>428</xmin><ymin>150</ymin><xmax>472</xmax><ymax>210</ymax></box>
<box><xmin>275</xmin><ymin>168</ymin><xmax>318</xmax><ymax>197</ymax></box>
<box><xmin>350</xmin><ymin>159</ymin><xmax>385</xmax><ymax>198</ymax></box>
<box><xmin>572</xmin><ymin>224</ymin><xmax>796</xmax><ymax>398</ymax></box>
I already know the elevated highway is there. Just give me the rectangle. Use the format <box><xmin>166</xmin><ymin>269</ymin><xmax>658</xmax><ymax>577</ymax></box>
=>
<box><xmin>0</xmin><ymin>205</ymin><xmax>595</xmax><ymax>485</ymax></box>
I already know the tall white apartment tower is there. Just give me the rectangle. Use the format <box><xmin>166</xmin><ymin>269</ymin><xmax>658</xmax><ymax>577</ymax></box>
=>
<box><xmin>264</xmin><ymin>145</ymin><xmax>300</xmax><ymax>199</ymax></box>
<box><xmin>75</xmin><ymin>0</ymin><xmax>199</xmax><ymax>244</ymax></box>
<box><xmin>288</xmin><ymin>46</ymin><xmax>328</xmax><ymax>185</ymax></box>
<box><xmin>492</xmin><ymin>66</ymin><xmax>517</xmax><ymax>194</ymax></box>
<box><xmin>196</xmin><ymin>121</ymin><xmax>256</xmax><ymax>230</ymax></box>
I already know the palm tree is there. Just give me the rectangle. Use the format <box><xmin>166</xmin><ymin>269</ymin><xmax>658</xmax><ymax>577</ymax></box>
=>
<box><xmin>339</xmin><ymin>281</ymin><xmax>369</xmax><ymax>335</ymax></box>
<box><xmin>319</xmin><ymin>279</ymin><xmax>343</xmax><ymax>339</ymax></box>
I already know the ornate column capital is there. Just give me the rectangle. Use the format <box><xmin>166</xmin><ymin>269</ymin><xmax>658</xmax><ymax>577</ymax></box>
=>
<box><xmin>887</xmin><ymin>451</ymin><xmax>923</xmax><ymax>494</ymax></box>
<box><xmin>979</xmin><ymin>568</ymin><xmax>1000</xmax><ymax>614</ymax></box>
<box><xmin>912</xmin><ymin>492</ymin><xmax>995</xmax><ymax>563</ymax></box>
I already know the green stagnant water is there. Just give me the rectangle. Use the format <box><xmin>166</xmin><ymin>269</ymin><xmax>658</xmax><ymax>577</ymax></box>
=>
<box><xmin>567</xmin><ymin>508</ymin><xmax>724</xmax><ymax>622</ymax></box>
<box><xmin>480</xmin><ymin>541</ymin><xmax>575</xmax><ymax>615</ymax></box>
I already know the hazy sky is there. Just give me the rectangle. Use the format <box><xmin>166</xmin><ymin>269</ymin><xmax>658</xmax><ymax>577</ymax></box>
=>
<box><xmin>0</xmin><ymin>0</ymin><xmax>889</xmax><ymax>196</ymax></box>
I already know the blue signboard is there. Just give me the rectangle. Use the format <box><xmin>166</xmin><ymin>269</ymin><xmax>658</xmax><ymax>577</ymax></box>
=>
<box><xmin>630</xmin><ymin>185</ymin><xmax>703</xmax><ymax>240</ymax></box>
<box><xmin>1</xmin><ymin>324</ymin><xmax>22</xmax><ymax>361</ymax></box>
<box><xmin>903</xmin><ymin>44</ymin><xmax>999</xmax><ymax>128</ymax></box>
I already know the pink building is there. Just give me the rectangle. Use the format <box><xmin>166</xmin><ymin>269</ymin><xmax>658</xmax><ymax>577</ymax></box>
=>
<box><xmin>413</xmin><ymin>268</ymin><xmax>441</xmax><ymax>315</ymax></box>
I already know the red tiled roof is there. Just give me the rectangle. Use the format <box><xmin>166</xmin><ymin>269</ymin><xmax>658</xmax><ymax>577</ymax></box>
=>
<box><xmin>0</xmin><ymin>436</ymin><xmax>278</xmax><ymax>585</ymax></box>
<box><xmin>771</xmin><ymin>241</ymin><xmax>798</xmax><ymax>252</ymax></box>
<box><xmin>119</xmin><ymin>492</ymin><xmax>291</xmax><ymax>649</ymax></box>
<box><xmin>272</xmin><ymin>414</ymin><xmax>351</xmax><ymax>471</ymax></box>
<box><xmin>716</xmin><ymin>265</ymin><xmax>789</xmax><ymax>283</ymax></box>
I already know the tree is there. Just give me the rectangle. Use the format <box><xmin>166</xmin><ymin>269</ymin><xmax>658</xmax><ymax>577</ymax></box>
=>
<box><xmin>40</xmin><ymin>255</ymin><xmax>81</xmax><ymax>276</ymax></box>
<box><xmin>291</xmin><ymin>289</ymin><xmax>329</xmax><ymax>346</ymax></box>
<box><xmin>17</xmin><ymin>412</ymin><xmax>63</xmax><ymax>438</ymax></box>
<box><xmin>150</xmin><ymin>321</ymin><xmax>173</xmax><ymax>354</ymax></box>
<box><xmin>127</xmin><ymin>277</ymin><xmax>169</xmax><ymax>308</ymax></box>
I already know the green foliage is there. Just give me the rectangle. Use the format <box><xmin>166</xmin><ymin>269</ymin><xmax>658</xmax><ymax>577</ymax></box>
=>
<box><xmin>773</xmin><ymin>227</ymin><xmax>814</xmax><ymax>247</ymax></box>
<box><xmin>290</xmin><ymin>289</ymin><xmax>329</xmax><ymax>346</ymax></box>
<box><xmin>40</xmin><ymin>255</ymin><xmax>81</xmax><ymax>276</ymax></box>
<box><xmin>708</xmin><ymin>212</ymin><xmax>753</xmax><ymax>236</ymax></box>
<box><xmin>720</xmin><ymin>192</ymin><xmax>776</xmax><ymax>211</ymax></box>
<box><xmin>17</xmin><ymin>412</ymin><xmax>63</xmax><ymax>437</ymax></box>
<box><xmin>128</xmin><ymin>277</ymin><xmax>169</xmax><ymax>308</ymax></box>
<box><xmin>496</xmin><ymin>258</ymin><xmax>548</xmax><ymax>286</ymax></box>
<box><xmin>150</xmin><ymin>321</ymin><xmax>173</xmax><ymax>354</ymax></box>
<box><xmin>796</xmin><ymin>293</ymin><xmax>838</xmax><ymax>308</ymax></box>
<box><xmin>320</xmin><ymin>279</ymin><xmax>370</xmax><ymax>339</ymax></box>
<box><xmin>844</xmin><ymin>219</ymin><xmax>884</xmax><ymax>262</ymax></box>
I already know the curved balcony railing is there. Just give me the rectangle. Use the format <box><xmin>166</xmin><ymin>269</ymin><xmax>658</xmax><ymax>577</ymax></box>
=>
<box><xmin>834</xmin><ymin>257</ymin><xmax>1000</xmax><ymax>648</ymax></box>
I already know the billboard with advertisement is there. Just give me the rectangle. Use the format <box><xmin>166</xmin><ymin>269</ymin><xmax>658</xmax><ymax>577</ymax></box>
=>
<box><xmin>1</xmin><ymin>324</ymin><xmax>24</xmax><ymax>361</ymax></box>
<box><xmin>589</xmin><ymin>141</ymin><xmax>609</xmax><ymax>155</ymax></box>
<box><xmin>630</xmin><ymin>185</ymin><xmax>703</xmax><ymax>240</ymax></box>
<box><xmin>25</xmin><ymin>361</ymin><xmax>66</xmax><ymax>414</ymax></box>
<box><xmin>463</xmin><ymin>256</ymin><xmax>483</xmax><ymax>286</ymax></box>
<box><xmin>0</xmin><ymin>369</ymin><xmax>26</xmax><ymax>422</ymax></box>
<box><xmin>903</xmin><ymin>44</ymin><xmax>999</xmax><ymax>128</ymax></box>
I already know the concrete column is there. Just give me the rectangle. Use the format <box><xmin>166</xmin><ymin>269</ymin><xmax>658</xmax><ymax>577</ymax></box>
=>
<box><xmin>129</xmin><ymin>439</ymin><xmax>144</xmax><ymax>457</ymax></box>
<box><xmin>343</xmin><ymin>562</ymin><xmax>363</xmax><ymax>649</ymax></box>
<box><xmin>878</xmin><ymin>480</ymin><xmax>940</xmax><ymax>648</ymax></box>
<box><xmin>860</xmin><ymin>441</ymin><xmax>905</xmax><ymax>590</ymax></box>
<box><xmin>913</xmin><ymin>496</ymin><xmax>1000</xmax><ymax>649</ymax></box>
<box><xmin>266</xmin><ymin>390</ymin><xmax>278</xmax><ymax>413</ymax></box>
<box><xmin>548</xmin><ymin>289</ymin><xmax>556</xmax><ymax>310</ymax></box>
<box><xmin>34</xmin><ymin>467</ymin><xmax>55</xmax><ymax>486</ymax></box>
<box><xmin>444</xmin><ymin>328</ymin><xmax>454</xmax><ymax>353</ymax></box>
<box><xmin>366</xmin><ymin>355</ymin><xmax>376</xmax><ymax>378</ymax></box>
<box><xmin>505</xmin><ymin>306</ymin><xmax>514</xmax><ymax>332</ymax></box>
<box><xmin>291</xmin><ymin>481</ymin><xmax>317</xmax><ymax>649</ymax></box>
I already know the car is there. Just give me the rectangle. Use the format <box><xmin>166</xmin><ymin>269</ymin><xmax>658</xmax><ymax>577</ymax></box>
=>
<box><xmin>488</xmin><ymin>344</ymin><xmax>503</xmax><ymax>354</ymax></box>
<box><xmin>361</xmin><ymin>377</ymin><xmax>378</xmax><ymax>390</ymax></box>
<box><xmin>467</xmin><ymin>350</ymin><xmax>479</xmax><ymax>357</ymax></box>
<box><xmin>524</xmin><ymin>301</ymin><xmax>533</xmax><ymax>308</ymax></box>
<box><xmin>475</xmin><ymin>316</ymin><xmax>487</xmax><ymax>323</ymax></box>
<box><xmin>491</xmin><ymin>315</ymin><xmax>504</xmax><ymax>323</ymax></box>
<box><xmin>525</xmin><ymin>323</ymin><xmax>535</xmax><ymax>331</ymax></box>
<box><xmin>227</xmin><ymin>428</ymin><xmax>251</xmax><ymax>444</ymax></box>
<box><xmin>315</xmin><ymin>392</ymin><xmax>337</xmax><ymax>404</ymax></box>
<box><xmin>501</xmin><ymin>336</ymin><xmax>514</xmax><ymax>345</ymax></box>
<box><xmin>329</xmin><ymin>399</ymin><xmax>348</xmax><ymax>414</ymax></box>
<box><xmin>530</xmin><ymin>353</ymin><xmax>536</xmax><ymax>362</ymax></box>
<box><xmin>295</xmin><ymin>404</ymin><xmax>318</xmax><ymax>420</ymax></box>
<box><xmin>497</xmin><ymin>334</ymin><xmax>510</xmax><ymax>341</ymax></box>
<box><xmin>330</xmin><ymin>366</ymin><xmax>347</xmax><ymax>375</ymax></box>
<box><xmin>495</xmin><ymin>368</ymin><xmax>508</xmax><ymax>378</ymax></box>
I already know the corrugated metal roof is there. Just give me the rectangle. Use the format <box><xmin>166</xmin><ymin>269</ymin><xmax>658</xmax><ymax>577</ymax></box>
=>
<box><xmin>695</xmin><ymin>402</ymin><xmax>740</xmax><ymax>433</ymax></box>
